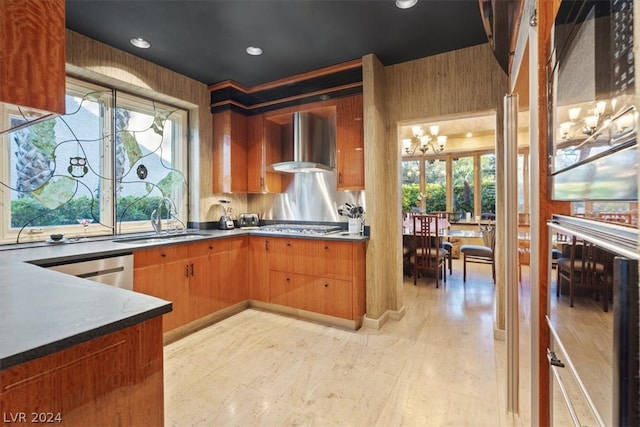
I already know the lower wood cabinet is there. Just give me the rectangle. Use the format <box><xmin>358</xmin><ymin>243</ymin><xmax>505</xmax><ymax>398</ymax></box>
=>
<box><xmin>133</xmin><ymin>235</ymin><xmax>364</xmax><ymax>332</ymax></box>
<box><xmin>251</xmin><ymin>236</ymin><xmax>366</xmax><ymax>322</ymax></box>
<box><xmin>133</xmin><ymin>236</ymin><xmax>248</xmax><ymax>333</ymax></box>
<box><xmin>270</xmin><ymin>270</ymin><xmax>353</xmax><ymax>319</ymax></box>
<box><xmin>134</xmin><ymin>245</ymin><xmax>190</xmax><ymax>333</ymax></box>
<box><xmin>249</xmin><ymin>237</ymin><xmax>270</xmax><ymax>302</ymax></box>
<box><xmin>0</xmin><ymin>317</ymin><xmax>164</xmax><ymax>426</ymax></box>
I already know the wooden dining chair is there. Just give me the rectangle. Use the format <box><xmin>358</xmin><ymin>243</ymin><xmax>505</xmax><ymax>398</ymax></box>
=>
<box><xmin>556</xmin><ymin>236</ymin><xmax>611</xmax><ymax>312</ymax></box>
<box><xmin>411</xmin><ymin>214</ymin><xmax>447</xmax><ymax>288</ymax></box>
<box><xmin>460</xmin><ymin>225</ymin><xmax>496</xmax><ymax>283</ymax></box>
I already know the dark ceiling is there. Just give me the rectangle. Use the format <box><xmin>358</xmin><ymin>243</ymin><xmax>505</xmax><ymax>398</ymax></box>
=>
<box><xmin>65</xmin><ymin>0</ymin><xmax>489</xmax><ymax>88</ymax></box>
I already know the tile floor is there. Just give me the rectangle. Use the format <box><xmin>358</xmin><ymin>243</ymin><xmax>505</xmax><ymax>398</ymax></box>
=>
<box><xmin>164</xmin><ymin>259</ymin><xmax>535</xmax><ymax>426</ymax></box>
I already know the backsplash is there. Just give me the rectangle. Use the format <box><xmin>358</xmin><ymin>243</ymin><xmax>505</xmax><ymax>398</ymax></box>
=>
<box><xmin>247</xmin><ymin>172</ymin><xmax>365</xmax><ymax>224</ymax></box>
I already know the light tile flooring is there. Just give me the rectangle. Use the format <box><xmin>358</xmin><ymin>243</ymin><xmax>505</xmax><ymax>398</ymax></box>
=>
<box><xmin>164</xmin><ymin>259</ymin><xmax>535</xmax><ymax>426</ymax></box>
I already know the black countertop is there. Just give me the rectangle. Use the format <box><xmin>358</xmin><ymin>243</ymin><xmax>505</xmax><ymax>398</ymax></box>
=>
<box><xmin>0</xmin><ymin>228</ymin><xmax>368</xmax><ymax>370</ymax></box>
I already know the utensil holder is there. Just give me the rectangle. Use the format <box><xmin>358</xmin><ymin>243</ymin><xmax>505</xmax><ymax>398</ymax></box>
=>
<box><xmin>348</xmin><ymin>217</ymin><xmax>362</xmax><ymax>234</ymax></box>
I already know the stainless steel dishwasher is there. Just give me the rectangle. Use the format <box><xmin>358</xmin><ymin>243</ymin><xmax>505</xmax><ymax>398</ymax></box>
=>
<box><xmin>46</xmin><ymin>254</ymin><xmax>134</xmax><ymax>290</ymax></box>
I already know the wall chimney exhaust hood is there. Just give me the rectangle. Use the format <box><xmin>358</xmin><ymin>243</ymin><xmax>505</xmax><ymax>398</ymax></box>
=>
<box><xmin>270</xmin><ymin>111</ymin><xmax>336</xmax><ymax>173</ymax></box>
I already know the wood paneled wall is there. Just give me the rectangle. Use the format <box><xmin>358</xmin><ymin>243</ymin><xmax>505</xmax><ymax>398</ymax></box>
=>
<box><xmin>363</xmin><ymin>43</ymin><xmax>508</xmax><ymax>324</ymax></box>
<box><xmin>65</xmin><ymin>30</ymin><xmax>229</xmax><ymax>222</ymax></box>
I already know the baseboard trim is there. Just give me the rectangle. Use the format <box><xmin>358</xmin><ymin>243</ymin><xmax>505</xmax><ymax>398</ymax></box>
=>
<box><xmin>362</xmin><ymin>310</ymin><xmax>390</xmax><ymax>330</ymax></box>
<box><xmin>389</xmin><ymin>305</ymin><xmax>406</xmax><ymax>321</ymax></box>
<box><xmin>494</xmin><ymin>325</ymin><xmax>506</xmax><ymax>341</ymax></box>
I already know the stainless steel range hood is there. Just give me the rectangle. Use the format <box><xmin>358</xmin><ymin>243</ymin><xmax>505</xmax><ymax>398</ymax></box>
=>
<box><xmin>270</xmin><ymin>111</ymin><xmax>335</xmax><ymax>173</ymax></box>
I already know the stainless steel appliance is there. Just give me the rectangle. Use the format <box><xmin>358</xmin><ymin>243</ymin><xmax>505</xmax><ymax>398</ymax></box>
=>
<box><xmin>238</xmin><ymin>213</ymin><xmax>260</xmax><ymax>228</ymax></box>
<box><xmin>547</xmin><ymin>215</ymin><xmax>639</xmax><ymax>426</ymax></box>
<box><xmin>46</xmin><ymin>254</ymin><xmax>134</xmax><ymax>290</ymax></box>
<box><xmin>218</xmin><ymin>199</ymin><xmax>235</xmax><ymax>230</ymax></box>
<box><xmin>269</xmin><ymin>111</ymin><xmax>336</xmax><ymax>173</ymax></box>
<box><xmin>259</xmin><ymin>224</ymin><xmax>342</xmax><ymax>234</ymax></box>
<box><xmin>547</xmin><ymin>0</ymin><xmax>636</xmax><ymax>201</ymax></box>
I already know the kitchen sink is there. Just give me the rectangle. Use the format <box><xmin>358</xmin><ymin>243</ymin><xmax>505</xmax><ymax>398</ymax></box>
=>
<box><xmin>112</xmin><ymin>232</ymin><xmax>212</xmax><ymax>244</ymax></box>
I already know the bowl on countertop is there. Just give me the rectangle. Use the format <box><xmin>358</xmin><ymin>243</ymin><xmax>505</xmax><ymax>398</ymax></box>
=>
<box><xmin>49</xmin><ymin>233</ymin><xmax>64</xmax><ymax>242</ymax></box>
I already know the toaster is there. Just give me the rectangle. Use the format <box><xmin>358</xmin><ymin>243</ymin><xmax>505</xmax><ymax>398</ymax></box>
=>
<box><xmin>238</xmin><ymin>213</ymin><xmax>260</xmax><ymax>228</ymax></box>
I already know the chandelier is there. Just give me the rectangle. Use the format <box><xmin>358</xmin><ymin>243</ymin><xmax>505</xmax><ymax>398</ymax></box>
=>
<box><xmin>403</xmin><ymin>125</ymin><xmax>448</xmax><ymax>155</ymax></box>
<box><xmin>558</xmin><ymin>100</ymin><xmax>619</xmax><ymax>140</ymax></box>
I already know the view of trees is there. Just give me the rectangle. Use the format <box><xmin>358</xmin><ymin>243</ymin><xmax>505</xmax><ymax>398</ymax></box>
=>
<box><xmin>11</xmin><ymin>195</ymin><xmax>165</xmax><ymax>228</ymax></box>
<box><xmin>401</xmin><ymin>155</ymin><xmax>496</xmax><ymax>215</ymax></box>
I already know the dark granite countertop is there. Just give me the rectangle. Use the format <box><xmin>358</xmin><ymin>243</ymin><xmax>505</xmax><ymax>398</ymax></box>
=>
<box><xmin>0</xmin><ymin>228</ymin><xmax>369</xmax><ymax>370</ymax></box>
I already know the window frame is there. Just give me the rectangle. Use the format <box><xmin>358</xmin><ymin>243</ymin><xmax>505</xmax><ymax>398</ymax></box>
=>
<box><xmin>0</xmin><ymin>77</ymin><xmax>189</xmax><ymax>244</ymax></box>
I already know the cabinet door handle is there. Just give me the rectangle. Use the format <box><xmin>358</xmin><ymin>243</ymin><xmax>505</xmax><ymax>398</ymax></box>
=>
<box><xmin>286</xmin><ymin>242</ymin><xmax>291</xmax><ymax>247</ymax></box>
<box><xmin>547</xmin><ymin>349</ymin><xmax>565</xmax><ymax>368</ymax></box>
<box><xmin>190</xmin><ymin>263</ymin><xmax>194</xmax><ymax>277</ymax></box>
<box><xmin>260</xmin><ymin>177</ymin><xmax>264</xmax><ymax>189</ymax></box>
<box><xmin>265</xmin><ymin>240</ymin><xmax>269</xmax><ymax>251</ymax></box>
<box><xmin>161</xmin><ymin>253</ymin><xmax>167</xmax><ymax>258</ymax></box>
<box><xmin>338</xmin><ymin>172</ymin><xmax>343</xmax><ymax>184</ymax></box>
<box><xmin>324</xmin><ymin>245</ymin><xmax>329</xmax><ymax>250</ymax></box>
<box><xmin>185</xmin><ymin>264</ymin><xmax>189</xmax><ymax>278</ymax></box>
<box><xmin>324</xmin><ymin>283</ymin><xmax>329</xmax><ymax>288</ymax></box>
<box><xmin>209</xmin><ymin>245</ymin><xmax>213</xmax><ymax>250</ymax></box>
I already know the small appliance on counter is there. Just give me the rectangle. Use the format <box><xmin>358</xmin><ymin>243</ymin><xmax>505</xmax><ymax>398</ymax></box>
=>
<box><xmin>238</xmin><ymin>213</ymin><xmax>260</xmax><ymax>229</ymax></box>
<box><xmin>218</xmin><ymin>199</ymin><xmax>235</xmax><ymax>230</ymax></box>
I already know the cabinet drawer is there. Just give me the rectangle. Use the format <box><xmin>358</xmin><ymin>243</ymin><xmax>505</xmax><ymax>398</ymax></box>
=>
<box><xmin>269</xmin><ymin>238</ymin><xmax>352</xmax><ymax>279</ymax></box>
<box><xmin>307</xmin><ymin>277</ymin><xmax>352</xmax><ymax>319</ymax></box>
<box><xmin>225</xmin><ymin>236</ymin><xmax>248</xmax><ymax>251</ymax></box>
<box><xmin>269</xmin><ymin>270</ymin><xmax>305</xmax><ymax>309</ymax></box>
<box><xmin>188</xmin><ymin>239</ymin><xmax>228</xmax><ymax>257</ymax></box>
<box><xmin>269</xmin><ymin>270</ymin><xmax>353</xmax><ymax>319</ymax></box>
<box><xmin>134</xmin><ymin>245</ymin><xmax>189</xmax><ymax>268</ymax></box>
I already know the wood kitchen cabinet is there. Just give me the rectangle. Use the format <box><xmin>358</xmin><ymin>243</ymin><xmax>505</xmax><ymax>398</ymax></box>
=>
<box><xmin>269</xmin><ymin>271</ymin><xmax>352</xmax><ymax>319</ymax></box>
<box><xmin>247</xmin><ymin>114</ymin><xmax>290</xmax><ymax>193</ymax></box>
<box><xmin>258</xmin><ymin>236</ymin><xmax>366</xmax><ymax>322</ymax></box>
<box><xmin>134</xmin><ymin>245</ymin><xmax>190</xmax><ymax>333</ymax></box>
<box><xmin>134</xmin><ymin>237</ymin><xmax>250</xmax><ymax>333</ymax></box>
<box><xmin>212</xmin><ymin>110</ymin><xmax>248</xmax><ymax>193</ymax></box>
<box><xmin>188</xmin><ymin>240</ymin><xmax>228</xmax><ymax>320</ymax></box>
<box><xmin>336</xmin><ymin>94</ymin><xmax>364</xmax><ymax>191</ymax></box>
<box><xmin>188</xmin><ymin>237</ymin><xmax>249</xmax><ymax>315</ymax></box>
<box><xmin>0</xmin><ymin>317</ymin><xmax>164</xmax><ymax>426</ymax></box>
<box><xmin>0</xmin><ymin>0</ymin><xmax>66</xmax><ymax>129</ymax></box>
<box><xmin>249</xmin><ymin>237</ymin><xmax>270</xmax><ymax>302</ymax></box>
<box><xmin>269</xmin><ymin>238</ymin><xmax>352</xmax><ymax>280</ymax></box>
<box><xmin>224</xmin><ymin>236</ymin><xmax>249</xmax><ymax>305</ymax></box>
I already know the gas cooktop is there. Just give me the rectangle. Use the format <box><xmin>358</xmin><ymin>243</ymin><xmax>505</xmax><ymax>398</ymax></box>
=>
<box><xmin>259</xmin><ymin>224</ymin><xmax>342</xmax><ymax>235</ymax></box>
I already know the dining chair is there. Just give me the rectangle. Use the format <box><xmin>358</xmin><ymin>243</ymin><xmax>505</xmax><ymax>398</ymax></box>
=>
<box><xmin>411</xmin><ymin>214</ymin><xmax>448</xmax><ymax>288</ymax></box>
<box><xmin>460</xmin><ymin>225</ymin><xmax>495</xmax><ymax>283</ymax></box>
<box><xmin>556</xmin><ymin>235</ymin><xmax>611</xmax><ymax>312</ymax></box>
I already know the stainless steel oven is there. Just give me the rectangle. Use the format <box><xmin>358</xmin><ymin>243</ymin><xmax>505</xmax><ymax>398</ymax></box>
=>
<box><xmin>547</xmin><ymin>215</ymin><xmax>638</xmax><ymax>426</ymax></box>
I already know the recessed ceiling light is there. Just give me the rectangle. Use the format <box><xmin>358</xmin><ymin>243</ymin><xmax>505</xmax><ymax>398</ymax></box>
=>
<box><xmin>246</xmin><ymin>46</ymin><xmax>263</xmax><ymax>56</ymax></box>
<box><xmin>396</xmin><ymin>0</ymin><xmax>418</xmax><ymax>9</ymax></box>
<box><xmin>466</xmin><ymin>132</ymin><xmax>473</xmax><ymax>138</ymax></box>
<box><xmin>130</xmin><ymin>37</ymin><xmax>151</xmax><ymax>49</ymax></box>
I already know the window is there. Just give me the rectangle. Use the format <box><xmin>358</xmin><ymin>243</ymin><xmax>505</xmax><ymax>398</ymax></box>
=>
<box><xmin>0</xmin><ymin>78</ymin><xmax>188</xmax><ymax>243</ymax></box>
<box><xmin>452</xmin><ymin>156</ymin><xmax>474</xmax><ymax>214</ymax></box>
<box><xmin>424</xmin><ymin>159</ymin><xmax>446</xmax><ymax>212</ymax></box>
<box><xmin>480</xmin><ymin>154</ymin><xmax>496</xmax><ymax>214</ymax></box>
<box><xmin>401</xmin><ymin>160</ymin><xmax>420</xmax><ymax>212</ymax></box>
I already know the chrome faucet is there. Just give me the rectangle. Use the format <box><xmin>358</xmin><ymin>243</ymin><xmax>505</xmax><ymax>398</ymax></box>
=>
<box><xmin>151</xmin><ymin>197</ymin><xmax>178</xmax><ymax>234</ymax></box>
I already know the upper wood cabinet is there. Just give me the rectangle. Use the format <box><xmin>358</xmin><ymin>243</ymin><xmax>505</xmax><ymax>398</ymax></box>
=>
<box><xmin>0</xmin><ymin>0</ymin><xmax>66</xmax><ymax>131</ymax></box>
<box><xmin>247</xmin><ymin>114</ymin><xmax>289</xmax><ymax>193</ymax></box>
<box><xmin>336</xmin><ymin>94</ymin><xmax>364</xmax><ymax>191</ymax></box>
<box><xmin>212</xmin><ymin>110</ymin><xmax>248</xmax><ymax>193</ymax></box>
